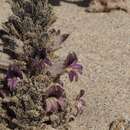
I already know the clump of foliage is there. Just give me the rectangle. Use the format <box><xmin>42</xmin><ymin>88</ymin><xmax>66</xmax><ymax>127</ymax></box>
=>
<box><xmin>0</xmin><ymin>0</ymin><xmax>85</xmax><ymax>130</ymax></box>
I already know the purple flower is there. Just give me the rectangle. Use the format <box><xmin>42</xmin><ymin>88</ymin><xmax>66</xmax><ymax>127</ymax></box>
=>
<box><xmin>44</xmin><ymin>83</ymin><xmax>66</xmax><ymax>114</ymax></box>
<box><xmin>64</xmin><ymin>52</ymin><xmax>83</xmax><ymax>82</ymax></box>
<box><xmin>34</xmin><ymin>48</ymin><xmax>52</xmax><ymax>66</ymax></box>
<box><xmin>45</xmin><ymin>97</ymin><xmax>59</xmax><ymax>113</ymax></box>
<box><xmin>75</xmin><ymin>89</ymin><xmax>86</xmax><ymax>115</ymax></box>
<box><xmin>45</xmin><ymin>97</ymin><xmax>66</xmax><ymax>114</ymax></box>
<box><xmin>30</xmin><ymin>48</ymin><xmax>52</xmax><ymax>74</ymax></box>
<box><xmin>6</xmin><ymin>65</ymin><xmax>23</xmax><ymax>91</ymax></box>
<box><xmin>7</xmin><ymin>77</ymin><xmax>20</xmax><ymax>91</ymax></box>
<box><xmin>46</xmin><ymin>83</ymin><xmax>64</xmax><ymax>98</ymax></box>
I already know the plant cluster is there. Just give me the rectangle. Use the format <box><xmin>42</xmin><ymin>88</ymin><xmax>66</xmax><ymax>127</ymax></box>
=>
<box><xmin>0</xmin><ymin>0</ymin><xmax>85</xmax><ymax>130</ymax></box>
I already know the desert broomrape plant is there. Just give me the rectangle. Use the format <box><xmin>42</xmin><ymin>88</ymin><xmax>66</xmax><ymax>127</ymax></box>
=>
<box><xmin>0</xmin><ymin>0</ymin><xmax>85</xmax><ymax>130</ymax></box>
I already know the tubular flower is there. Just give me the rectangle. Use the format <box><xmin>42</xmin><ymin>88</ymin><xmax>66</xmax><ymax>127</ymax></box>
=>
<box><xmin>34</xmin><ymin>48</ymin><xmax>52</xmax><ymax>66</ymax></box>
<box><xmin>45</xmin><ymin>97</ymin><xmax>66</xmax><ymax>113</ymax></box>
<box><xmin>6</xmin><ymin>65</ymin><xmax>23</xmax><ymax>91</ymax></box>
<box><xmin>29</xmin><ymin>48</ymin><xmax>52</xmax><ymax>74</ymax></box>
<box><xmin>46</xmin><ymin>83</ymin><xmax>64</xmax><ymax>98</ymax></box>
<box><xmin>64</xmin><ymin>52</ymin><xmax>83</xmax><ymax>81</ymax></box>
<box><xmin>75</xmin><ymin>89</ymin><xmax>86</xmax><ymax>115</ymax></box>
<box><xmin>44</xmin><ymin>83</ymin><xmax>66</xmax><ymax>114</ymax></box>
<box><xmin>31</xmin><ymin>48</ymin><xmax>51</xmax><ymax>69</ymax></box>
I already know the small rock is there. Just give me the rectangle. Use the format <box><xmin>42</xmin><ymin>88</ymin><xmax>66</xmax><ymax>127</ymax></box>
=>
<box><xmin>110</xmin><ymin>119</ymin><xmax>130</xmax><ymax>130</ymax></box>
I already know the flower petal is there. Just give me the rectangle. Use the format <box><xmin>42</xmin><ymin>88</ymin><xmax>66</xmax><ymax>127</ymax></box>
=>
<box><xmin>69</xmin><ymin>71</ymin><xmax>78</xmax><ymax>82</ymax></box>
<box><xmin>7</xmin><ymin>65</ymin><xmax>23</xmax><ymax>79</ymax></box>
<box><xmin>76</xmin><ymin>89</ymin><xmax>85</xmax><ymax>100</ymax></box>
<box><xmin>75</xmin><ymin>90</ymin><xmax>86</xmax><ymax>115</ymax></box>
<box><xmin>64</xmin><ymin>52</ymin><xmax>78</xmax><ymax>67</ymax></box>
<box><xmin>5</xmin><ymin>65</ymin><xmax>22</xmax><ymax>91</ymax></box>
<box><xmin>70</xmin><ymin>63</ymin><xmax>83</xmax><ymax>74</ymax></box>
<box><xmin>57</xmin><ymin>97</ymin><xmax>66</xmax><ymax>111</ymax></box>
<box><xmin>45</xmin><ymin>97</ymin><xmax>59</xmax><ymax>113</ymax></box>
<box><xmin>45</xmin><ymin>97</ymin><xmax>66</xmax><ymax>114</ymax></box>
<box><xmin>76</xmin><ymin>99</ymin><xmax>85</xmax><ymax>115</ymax></box>
<box><xmin>7</xmin><ymin>78</ymin><xmax>19</xmax><ymax>91</ymax></box>
<box><xmin>46</xmin><ymin>83</ymin><xmax>64</xmax><ymax>98</ymax></box>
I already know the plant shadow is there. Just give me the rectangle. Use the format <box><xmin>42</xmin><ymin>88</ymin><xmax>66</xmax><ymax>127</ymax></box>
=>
<box><xmin>49</xmin><ymin>0</ymin><xmax>91</xmax><ymax>7</ymax></box>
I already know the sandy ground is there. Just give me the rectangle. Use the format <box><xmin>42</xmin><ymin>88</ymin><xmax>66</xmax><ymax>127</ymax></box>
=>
<box><xmin>1</xmin><ymin>0</ymin><xmax>130</xmax><ymax>130</ymax></box>
<box><xmin>51</xmin><ymin>1</ymin><xmax>130</xmax><ymax>130</ymax></box>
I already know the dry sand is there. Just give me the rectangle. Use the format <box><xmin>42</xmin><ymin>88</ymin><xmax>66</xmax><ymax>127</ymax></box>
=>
<box><xmin>1</xmin><ymin>0</ymin><xmax>130</xmax><ymax>130</ymax></box>
<box><xmin>51</xmin><ymin>1</ymin><xmax>130</xmax><ymax>130</ymax></box>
